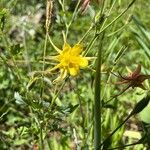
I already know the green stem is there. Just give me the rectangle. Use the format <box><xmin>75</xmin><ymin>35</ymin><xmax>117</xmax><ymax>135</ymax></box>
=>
<box><xmin>40</xmin><ymin>122</ymin><xmax>44</xmax><ymax>150</ymax></box>
<box><xmin>65</xmin><ymin>0</ymin><xmax>82</xmax><ymax>38</ymax></box>
<box><xmin>43</xmin><ymin>33</ymin><xmax>48</xmax><ymax>71</ymax></box>
<box><xmin>94</xmin><ymin>34</ymin><xmax>103</xmax><ymax>149</ymax></box>
<box><xmin>100</xmin><ymin>0</ymin><xmax>116</xmax><ymax>30</ymax></box>
<box><xmin>79</xmin><ymin>24</ymin><xmax>93</xmax><ymax>43</ymax></box>
<box><xmin>98</xmin><ymin>0</ymin><xmax>136</xmax><ymax>35</ymax></box>
<box><xmin>49</xmin><ymin>79</ymin><xmax>67</xmax><ymax>108</ymax></box>
<box><xmin>84</xmin><ymin>34</ymin><xmax>98</xmax><ymax>56</ymax></box>
<box><xmin>107</xmin><ymin>140</ymin><xmax>142</xmax><ymax>150</ymax></box>
<box><xmin>83</xmin><ymin>0</ymin><xmax>136</xmax><ymax>56</ymax></box>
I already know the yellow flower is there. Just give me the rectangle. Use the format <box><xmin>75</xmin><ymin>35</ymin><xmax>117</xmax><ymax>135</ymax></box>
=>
<box><xmin>49</xmin><ymin>42</ymin><xmax>88</xmax><ymax>82</ymax></box>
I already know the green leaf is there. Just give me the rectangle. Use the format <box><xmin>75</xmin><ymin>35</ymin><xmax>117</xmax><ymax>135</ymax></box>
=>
<box><xmin>139</xmin><ymin>102</ymin><xmax>150</xmax><ymax>123</ymax></box>
<box><xmin>113</xmin><ymin>46</ymin><xmax>128</xmax><ymax>63</ymax></box>
<box><xmin>135</xmin><ymin>36</ymin><xmax>150</xmax><ymax>59</ymax></box>
<box><xmin>67</xmin><ymin>104</ymin><xmax>79</xmax><ymax>113</ymax></box>
<box><xmin>132</xmin><ymin>15</ymin><xmax>150</xmax><ymax>45</ymax></box>
<box><xmin>59</xmin><ymin>104</ymin><xmax>79</xmax><ymax>115</ymax></box>
<box><xmin>131</xmin><ymin>94</ymin><xmax>150</xmax><ymax>115</ymax></box>
<box><xmin>14</xmin><ymin>92</ymin><xmax>26</xmax><ymax>105</ymax></box>
<box><xmin>14</xmin><ymin>139</ymin><xmax>27</xmax><ymax>146</ymax></box>
<box><xmin>0</xmin><ymin>8</ymin><xmax>8</xmax><ymax>16</ymax></box>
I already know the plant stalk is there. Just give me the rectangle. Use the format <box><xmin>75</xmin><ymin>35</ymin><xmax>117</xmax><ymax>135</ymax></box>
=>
<box><xmin>94</xmin><ymin>35</ymin><xmax>103</xmax><ymax>150</ymax></box>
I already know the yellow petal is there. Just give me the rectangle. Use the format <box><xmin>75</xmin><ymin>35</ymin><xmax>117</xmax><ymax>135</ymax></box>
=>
<box><xmin>45</xmin><ymin>56</ymin><xmax>58</xmax><ymax>60</ymax></box>
<box><xmin>63</xmin><ymin>42</ymin><xmax>71</xmax><ymax>53</ymax></box>
<box><xmin>71</xmin><ymin>44</ymin><xmax>83</xmax><ymax>55</ymax></box>
<box><xmin>47</xmin><ymin>64</ymin><xmax>60</xmax><ymax>72</ymax></box>
<box><xmin>48</xmin><ymin>35</ymin><xmax>62</xmax><ymax>53</ymax></box>
<box><xmin>79</xmin><ymin>58</ymin><xmax>88</xmax><ymax>67</ymax></box>
<box><xmin>60</xmin><ymin>69</ymin><xmax>68</xmax><ymax>79</ymax></box>
<box><xmin>69</xmin><ymin>67</ymin><xmax>78</xmax><ymax>76</ymax></box>
<box><xmin>53</xmin><ymin>69</ymin><xmax>67</xmax><ymax>83</ymax></box>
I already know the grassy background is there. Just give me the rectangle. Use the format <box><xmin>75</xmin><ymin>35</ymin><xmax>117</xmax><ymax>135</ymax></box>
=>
<box><xmin>0</xmin><ymin>0</ymin><xmax>150</xmax><ymax>149</ymax></box>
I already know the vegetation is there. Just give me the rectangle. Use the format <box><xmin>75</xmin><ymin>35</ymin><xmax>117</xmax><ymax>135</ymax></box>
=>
<box><xmin>0</xmin><ymin>0</ymin><xmax>150</xmax><ymax>149</ymax></box>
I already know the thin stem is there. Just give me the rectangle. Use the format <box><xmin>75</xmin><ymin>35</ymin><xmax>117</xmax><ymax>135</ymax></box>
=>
<box><xmin>49</xmin><ymin>79</ymin><xmax>67</xmax><ymax>108</ymax></box>
<box><xmin>43</xmin><ymin>33</ymin><xmax>48</xmax><ymax>71</ymax></box>
<box><xmin>107</xmin><ymin>16</ymin><xmax>130</xmax><ymax>37</ymax></box>
<box><xmin>100</xmin><ymin>0</ymin><xmax>116</xmax><ymax>31</ymax></box>
<box><xmin>79</xmin><ymin>24</ymin><xmax>93</xmax><ymax>43</ymax></box>
<box><xmin>83</xmin><ymin>0</ymin><xmax>136</xmax><ymax>56</ymax></box>
<box><xmin>84</xmin><ymin>34</ymin><xmax>98</xmax><ymax>56</ymax></box>
<box><xmin>40</xmin><ymin>33</ymin><xmax>48</xmax><ymax>100</ymax></box>
<box><xmin>98</xmin><ymin>0</ymin><xmax>136</xmax><ymax>35</ymax></box>
<box><xmin>78</xmin><ymin>0</ymin><xmax>106</xmax><ymax>44</ymax></box>
<box><xmin>107</xmin><ymin>141</ymin><xmax>142</xmax><ymax>150</ymax></box>
<box><xmin>39</xmin><ymin>1</ymin><xmax>53</xmax><ymax>147</ymax></box>
<box><xmin>48</xmin><ymin>35</ymin><xmax>61</xmax><ymax>53</ymax></box>
<box><xmin>102</xmin><ymin>46</ymin><xmax>128</xmax><ymax>102</ymax></box>
<box><xmin>65</xmin><ymin>0</ymin><xmax>82</xmax><ymax>38</ymax></box>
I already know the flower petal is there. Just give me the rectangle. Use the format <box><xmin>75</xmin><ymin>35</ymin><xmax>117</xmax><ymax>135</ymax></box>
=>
<box><xmin>48</xmin><ymin>64</ymin><xmax>60</xmax><ymax>72</ymax></box>
<box><xmin>49</xmin><ymin>41</ymin><xmax>89</xmax><ymax>81</ymax></box>
<box><xmin>63</xmin><ymin>42</ymin><xmax>71</xmax><ymax>53</ymax></box>
<box><xmin>79</xmin><ymin>58</ymin><xmax>88</xmax><ymax>67</ymax></box>
<box><xmin>69</xmin><ymin>67</ymin><xmax>78</xmax><ymax>76</ymax></box>
<box><xmin>49</xmin><ymin>36</ymin><xmax>62</xmax><ymax>53</ymax></box>
<box><xmin>45</xmin><ymin>56</ymin><xmax>58</xmax><ymax>60</ymax></box>
<box><xmin>53</xmin><ymin>69</ymin><xmax>67</xmax><ymax>83</ymax></box>
<box><xmin>131</xmin><ymin>64</ymin><xmax>141</xmax><ymax>78</ymax></box>
<box><xmin>71</xmin><ymin>44</ymin><xmax>83</xmax><ymax>55</ymax></box>
<box><xmin>138</xmin><ymin>75</ymin><xmax>150</xmax><ymax>82</ymax></box>
<box><xmin>137</xmin><ymin>83</ymin><xmax>146</xmax><ymax>90</ymax></box>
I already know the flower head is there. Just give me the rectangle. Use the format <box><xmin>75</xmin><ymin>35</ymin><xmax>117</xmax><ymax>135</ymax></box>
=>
<box><xmin>112</xmin><ymin>64</ymin><xmax>150</xmax><ymax>97</ymax></box>
<box><xmin>49</xmin><ymin>42</ymin><xmax>88</xmax><ymax>82</ymax></box>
